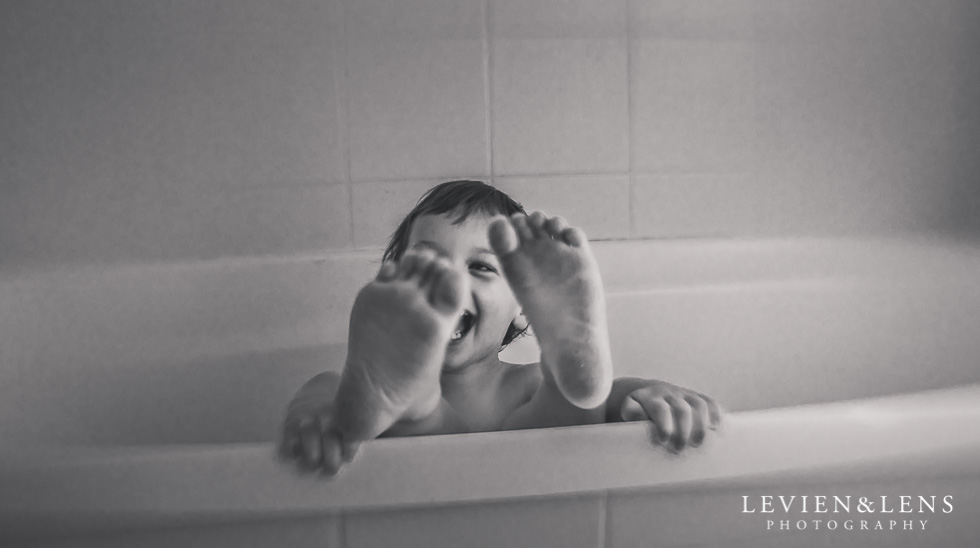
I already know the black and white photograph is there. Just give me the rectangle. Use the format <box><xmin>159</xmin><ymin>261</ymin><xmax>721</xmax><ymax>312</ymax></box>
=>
<box><xmin>2</xmin><ymin>1</ymin><xmax>979</xmax><ymax>546</ymax></box>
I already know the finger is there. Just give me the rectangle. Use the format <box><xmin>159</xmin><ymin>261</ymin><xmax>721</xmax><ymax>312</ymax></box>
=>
<box><xmin>684</xmin><ymin>393</ymin><xmax>710</xmax><ymax>448</ymax></box>
<box><xmin>620</xmin><ymin>396</ymin><xmax>647</xmax><ymax>422</ymax></box>
<box><xmin>319</xmin><ymin>425</ymin><xmax>345</xmax><ymax>477</ymax></box>
<box><xmin>664</xmin><ymin>394</ymin><xmax>693</xmax><ymax>452</ymax></box>
<box><xmin>627</xmin><ymin>389</ymin><xmax>673</xmax><ymax>445</ymax></box>
<box><xmin>414</xmin><ymin>253</ymin><xmax>441</xmax><ymax>288</ymax></box>
<box><xmin>298</xmin><ymin>417</ymin><xmax>323</xmax><ymax>471</ymax></box>
<box><xmin>698</xmin><ymin>392</ymin><xmax>723</xmax><ymax>430</ymax></box>
<box><xmin>398</xmin><ymin>251</ymin><xmax>430</xmax><ymax>280</ymax></box>
<box><xmin>277</xmin><ymin>420</ymin><xmax>299</xmax><ymax>460</ymax></box>
<box><xmin>341</xmin><ymin>439</ymin><xmax>360</xmax><ymax>463</ymax></box>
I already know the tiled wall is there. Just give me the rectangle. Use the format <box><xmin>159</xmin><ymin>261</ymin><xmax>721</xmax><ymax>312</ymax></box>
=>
<box><xmin>3</xmin><ymin>0</ymin><xmax>979</xmax><ymax>270</ymax></box>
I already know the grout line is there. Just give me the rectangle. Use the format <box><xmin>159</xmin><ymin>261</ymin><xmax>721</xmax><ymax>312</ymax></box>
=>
<box><xmin>493</xmin><ymin>170</ymin><xmax>632</xmax><ymax>181</ymax></box>
<box><xmin>483</xmin><ymin>0</ymin><xmax>495</xmax><ymax>184</ymax></box>
<box><xmin>600</xmin><ymin>491</ymin><xmax>611</xmax><ymax>548</ymax></box>
<box><xmin>337</xmin><ymin>512</ymin><xmax>348</xmax><ymax>548</ymax></box>
<box><xmin>624</xmin><ymin>0</ymin><xmax>635</xmax><ymax>240</ymax></box>
<box><xmin>347</xmin><ymin>170</ymin><xmax>751</xmax><ymax>186</ymax></box>
<box><xmin>340</xmin><ymin>0</ymin><xmax>355</xmax><ymax>250</ymax></box>
<box><xmin>628</xmin><ymin>174</ymin><xmax>636</xmax><ymax>239</ymax></box>
<box><xmin>347</xmin><ymin>183</ymin><xmax>356</xmax><ymax>250</ymax></box>
<box><xmin>748</xmin><ymin>2</ymin><xmax>762</xmax><ymax>199</ymax></box>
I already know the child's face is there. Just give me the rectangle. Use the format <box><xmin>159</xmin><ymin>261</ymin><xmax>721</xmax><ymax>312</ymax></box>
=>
<box><xmin>405</xmin><ymin>212</ymin><xmax>521</xmax><ymax>370</ymax></box>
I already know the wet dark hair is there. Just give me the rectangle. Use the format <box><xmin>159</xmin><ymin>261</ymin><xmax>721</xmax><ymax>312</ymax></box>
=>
<box><xmin>382</xmin><ymin>180</ymin><xmax>529</xmax><ymax>348</ymax></box>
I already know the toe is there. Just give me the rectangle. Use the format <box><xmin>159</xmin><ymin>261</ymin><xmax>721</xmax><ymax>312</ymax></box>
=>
<box><xmin>414</xmin><ymin>252</ymin><xmax>442</xmax><ymax>287</ymax></box>
<box><xmin>398</xmin><ymin>249</ymin><xmax>435</xmax><ymax>280</ymax></box>
<box><xmin>278</xmin><ymin>420</ymin><xmax>301</xmax><ymax>461</ymax></box>
<box><xmin>510</xmin><ymin>213</ymin><xmax>535</xmax><ymax>243</ymax></box>
<box><xmin>544</xmin><ymin>216</ymin><xmax>569</xmax><ymax>239</ymax></box>
<box><xmin>298</xmin><ymin>418</ymin><xmax>322</xmax><ymax>470</ymax></box>
<box><xmin>560</xmin><ymin>226</ymin><xmax>588</xmax><ymax>247</ymax></box>
<box><xmin>428</xmin><ymin>260</ymin><xmax>465</xmax><ymax>313</ymax></box>
<box><xmin>319</xmin><ymin>428</ymin><xmax>345</xmax><ymax>476</ymax></box>
<box><xmin>376</xmin><ymin>261</ymin><xmax>397</xmax><ymax>281</ymax></box>
<box><xmin>396</xmin><ymin>252</ymin><xmax>422</xmax><ymax>279</ymax></box>
<box><xmin>488</xmin><ymin>216</ymin><xmax>520</xmax><ymax>256</ymax></box>
<box><xmin>527</xmin><ymin>211</ymin><xmax>548</xmax><ymax>236</ymax></box>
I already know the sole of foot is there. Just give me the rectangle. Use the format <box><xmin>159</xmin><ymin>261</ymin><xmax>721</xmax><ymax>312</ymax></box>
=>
<box><xmin>331</xmin><ymin>250</ymin><xmax>467</xmax><ymax>451</ymax></box>
<box><xmin>489</xmin><ymin>211</ymin><xmax>613</xmax><ymax>409</ymax></box>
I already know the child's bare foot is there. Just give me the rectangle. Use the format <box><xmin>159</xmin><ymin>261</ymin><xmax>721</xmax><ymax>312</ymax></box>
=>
<box><xmin>331</xmin><ymin>251</ymin><xmax>467</xmax><ymax>450</ymax></box>
<box><xmin>488</xmin><ymin>212</ymin><xmax>613</xmax><ymax>409</ymax></box>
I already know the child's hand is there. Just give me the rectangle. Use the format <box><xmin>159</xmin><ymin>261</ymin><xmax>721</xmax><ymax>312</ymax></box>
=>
<box><xmin>278</xmin><ymin>394</ymin><xmax>354</xmax><ymax>477</ymax></box>
<box><xmin>618</xmin><ymin>380</ymin><xmax>722</xmax><ymax>453</ymax></box>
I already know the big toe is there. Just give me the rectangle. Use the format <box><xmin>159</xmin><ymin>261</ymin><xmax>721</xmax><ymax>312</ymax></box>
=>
<box><xmin>488</xmin><ymin>216</ymin><xmax>520</xmax><ymax>257</ymax></box>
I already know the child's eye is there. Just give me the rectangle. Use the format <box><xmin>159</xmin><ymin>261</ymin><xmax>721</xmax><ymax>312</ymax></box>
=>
<box><xmin>469</xmin><ymin>261</ymin><xmax>497</xmax><ymax>274</ymax></box>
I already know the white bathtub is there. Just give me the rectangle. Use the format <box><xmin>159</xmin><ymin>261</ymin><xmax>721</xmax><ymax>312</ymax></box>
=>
<box><xmin>2</xmin><ymin>236</ymin><xmax>980</xmax><ymax>547</ymax></box>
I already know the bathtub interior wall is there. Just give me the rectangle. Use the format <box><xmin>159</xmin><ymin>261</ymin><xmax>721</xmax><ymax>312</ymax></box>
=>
<box><xmin>3</xmin><ymin>237</ymin><xmax>980</xmax><ymax>447</ymax></box>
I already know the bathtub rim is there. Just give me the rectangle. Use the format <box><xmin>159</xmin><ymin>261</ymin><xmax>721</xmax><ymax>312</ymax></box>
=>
<box><xmin>2</xmin><ymin>383</ymin><xmax>979</xmax><ymax>543</ymax></box>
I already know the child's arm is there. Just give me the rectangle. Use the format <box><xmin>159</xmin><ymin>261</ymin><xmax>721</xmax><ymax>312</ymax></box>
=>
<box><xmin>279</xmin><ymin>372</ymin><xmax>470</xmax><ymax>474</ymax></box>
<box><xmin>606</xmin><ymin>377</ymin><xmax>723</xmax><ymax>453</ymax></box>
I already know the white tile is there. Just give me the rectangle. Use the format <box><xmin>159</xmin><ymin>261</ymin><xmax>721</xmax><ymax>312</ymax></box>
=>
<box><xmin>493</xmin><ymin>175</ymin><xmax>630</xmax><ymax>239</ymax></box>
<box><xmin>491</xmin><ymin>0</ymin><xmax>629</xmax><ymax>175</ymax></box>
<box><xmin>492</xmin><ymin>0</ymin><xmax>627</xmax><ymax>38</ymax></box>
<box><xmin>169</xmin><ymin>182</ymin><xmax>353</xmax><ymax>259</ymax></box>
<box><xmin>629</xmin><ymin>0</ymin><xmax>755</xmax><ymax>41</ymax></box>
<box><xmin>633</xmin><ymin>174</ymin><xmax>766</xmax><ymax>237</ymax></box>
<box><xmin>0</xmin><ymin>0</ymin><xmax>348</xmax><ymax>191</ymax></box>
<box><xmin>630</xmin><ymin>38</ymin><xmax>755</xmax><ymax>172</ymax></box>
<box><xmin>753</xmin><ymin>0</ymin><xmax>889</xmax><ymax>43</ymax></box>
<box><xmin>351</xmin><ymin>180</ymin><xmax>454</xmax><ymax>249</ymax></box>
<box><xmin>346</xmin><ymin>0</ymin><xmax>488</xmax><ymax>182</ymax></box>
<box><xmin>345</xmin><ymin>495</ymin><xmax>603</xmax><ymax>548</ymax></box>
<box><xmin>753</xmin><ymin>24</ymin><xmax>936</xmax><ymax>178</ymax></box>
<box><xmin>752</xmin><ymin>4</ymin><xmax>956</xmax><ymax>234</ymax></box>
<box><xmin>629</xmin><ymin>170</ymin><xmax>902</xmax><ymax>237</ymax></box>
<box><xmin>0</xmin><ymin>0</ymin><xmax>350</xmax><ymax>267</ymax></box>
<box><xmin>0</xmin><ymin>181</ymin><xmax>352</xmax><ymax>265</ymax></box>
<box><xmin>943</xmin><ymin>1</ymin><xmax>980</xmax><ymax>231</ymax></box>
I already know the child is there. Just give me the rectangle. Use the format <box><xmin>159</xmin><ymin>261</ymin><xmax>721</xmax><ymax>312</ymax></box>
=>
<box><xmin>280</xmin><ymin>180</ymin><xmax>721</xmax><ymax>475</ymax></box>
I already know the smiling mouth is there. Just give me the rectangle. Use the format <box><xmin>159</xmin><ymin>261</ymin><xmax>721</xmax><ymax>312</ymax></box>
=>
<box><xmin>450</xmin><ymin>311</ymin><xmax>475</xmax><ymax>341</ymax></box>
